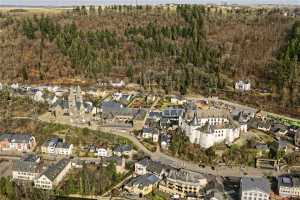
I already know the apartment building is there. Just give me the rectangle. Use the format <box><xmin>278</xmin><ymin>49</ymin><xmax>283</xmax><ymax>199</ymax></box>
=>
<box><xmin>278</xmin><ymin>175</ymin><xmax>300</xmax><ymax>198</ymax></box>
<box><xmin>240</xmin><ymin>177</ymin><xmax>271</xmax><ymax>200</ymax></box>
<box><xmin>34</xmin><ymin>159</ymin><xmax>72</xmax><ymax>190</ymax></box>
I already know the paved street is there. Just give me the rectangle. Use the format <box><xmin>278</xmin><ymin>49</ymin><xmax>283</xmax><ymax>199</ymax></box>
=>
<box><xmin>37</xmin><ymin>113</ymin><xmax>285</xmax><ymax>178</ymax></box>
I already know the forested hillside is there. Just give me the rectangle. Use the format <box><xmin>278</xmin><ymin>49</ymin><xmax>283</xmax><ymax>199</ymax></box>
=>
<box><xmin>0</xmin><ymin>5</ymin><xmax>299</xmax><ymax>116</ymax></box>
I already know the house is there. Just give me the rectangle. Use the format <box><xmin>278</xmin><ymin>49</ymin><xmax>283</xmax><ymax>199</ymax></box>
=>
<box><xmin>170</xmin><ymin>96</ymin><xmax>187</xmax><ymax>105</ymax></box>
<box><xmin>295</xmin><ymin>130</ymin><xmax>300</xmax><ymax>147</ymax></box>
<box><xmin>0</xmin><ymin>133</ymin><xmax>36</xmax><ymax>152</ymax></box>
<box><xmin>257</xmin><ymin>121</ymin><xmax>272</xmax><ymax>132</ymax></box>
<box><xmin>142</xmin><ymin>127</ymin><xmax>159</xmax><ymax>142</ymax></box>
<box><xmin>240</xmin><ymin>177</ymin><xmax>271</xmax><ymax>200</ymax></box>
<box><xmin>34</xmin><ymin>159</ymin><xmax>72</xmax><ymax>190</ymax></box>
<box><xmin>160</xmin><ymin>134</ymin><xmax>171</xmax><ymax>150</ymax></box>
<box><xmin>41</xmin><ymin>138</ymin><xmax>73</xmax><ymax>156</ymax></box>
<box><xmin>270</xmin><ymin>123</ymin><xmax>288</xmax><ymax>136</ymax></box>
<box><xmin>12</xmin><ymin>154</ymin><xmax>42</xmax><ymax>181</ymax></box>
<box><xmin>110</xmin><ymin>80</ymin><xmax>125</xmax><ymax>88</ymax></box>
<box><xmin>278</xmin><ymin>175</ymin><xmax>300</xmax><ymax>198</ymax></box>
<box><xmin>235</xmin><ymin>80</ymin><xmax>251</xmax><ymax>91</ymax></box>
<box><xmin>148</xmin><ymin>111</ymin><xmax>162</xmax><ymax>122</ymax></box>
<box><xmin>124</xmin><ymin>174</ymin><xmax>160</xmax><ymax>196</ymax></box>
<box><xmin>159</xmin><ymin>169</ymin><xmax>207</xmax><ymax>198</ymax></box>
<box><xmin>161</xmin><ymin>108</ymin><xmax>184</xmax><ymax>127</ymax></box>
<box><xmin>95</xmin><ymin>146</ymin><xmax>110</xmax><ymax>157</ymax></box>
<box><xmin>113</xmin><ymin>144</ymin><xmax>133</xmax><ymax>157</ymax></box>
<box><xmin>135</xmin><ymin>158</ymin><xmax>170</xmax><ymax>178</ymax></box>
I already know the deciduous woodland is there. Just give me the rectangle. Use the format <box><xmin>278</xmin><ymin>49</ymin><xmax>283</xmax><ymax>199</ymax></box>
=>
<box><xmin>0</xmin><ymin>5</ymin><xmax>299</xmax><ymax>116</ymax></box>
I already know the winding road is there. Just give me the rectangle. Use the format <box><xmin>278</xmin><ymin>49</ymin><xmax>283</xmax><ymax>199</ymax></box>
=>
<box><xmin>37</xmin><ymin>111</ymin><xmax>285</xmax><ymax>178</ymax></box>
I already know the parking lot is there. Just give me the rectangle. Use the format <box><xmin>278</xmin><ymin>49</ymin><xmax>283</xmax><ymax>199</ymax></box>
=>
<box><xmin>0</xmin><ymin>159</ymin><xmax>12</xmax><ymax>177</ymax></box>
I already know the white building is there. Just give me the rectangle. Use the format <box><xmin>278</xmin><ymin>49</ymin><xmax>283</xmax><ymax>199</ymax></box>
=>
<box><xmin>95</xmin><ymin>147</ymin><xmax>110</xmax><ymax>157</ymax></box>
<box><xmin>278</xmin><ymin>175</ymin><xmax>300</xmax><ymax>198</ymax></box>
<box><xmin>240</xmin><ymin>177</ymin><xmax>271</xmax><ymax>200</ymax></box>
<box><xmin>182</xmin><ymin>109</ymin><xmax>243</xmax><ymax>149</ymax></box>
<box><xmin>12</xmin><ymin>157</ymin><xmax>41</xmax><ymax>181</ymax></box>
<box><xmin>41</xmin><ymin>138</ymin><xmax>73</xmax><ymax>156</ymax></box>
<box><xmin>34</xmin><ymin>159</ymin><xmax>71</xmax><ymax>190</ymax></box>
<box><xmin>33</xmin><ymin>91</ymin><xmax>44</xmax><ymax>102</ymax></box>
<box><xmin>235</xmin><ymin>80</ymin><xmax>251</xmax><ymax>91</ymax></box>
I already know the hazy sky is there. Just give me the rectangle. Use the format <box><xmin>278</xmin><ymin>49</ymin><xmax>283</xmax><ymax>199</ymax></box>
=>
<box><xmin>0</xmin><ymin>0</ymin><xmax>299</xmax><ymax>6</ymax></box>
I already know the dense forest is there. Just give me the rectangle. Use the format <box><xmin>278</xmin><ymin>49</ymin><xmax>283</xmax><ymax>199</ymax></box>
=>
<box><xmin>0</xmin><ymin>5</ymin><xmax>299</xmax><ymax>116</ymax></box>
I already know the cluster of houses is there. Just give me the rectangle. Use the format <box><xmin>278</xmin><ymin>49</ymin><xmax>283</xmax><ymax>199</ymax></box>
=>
<box><xmin>125</xmin><ymin>157</ymin><xmax>208</xmax><ymax>198</ymax></box>
<box><xmin>125</xmin><ymin>157</ymin><xmax>300</xmax><ymax>199</ymax></box>
<box><xmin>10</xmin><ymin>143</ymin><xmax>134</xmax><ymax>190</ymax></box>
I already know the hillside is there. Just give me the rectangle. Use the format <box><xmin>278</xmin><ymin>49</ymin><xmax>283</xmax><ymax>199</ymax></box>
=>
<box><xmin>0</xmin><ymin>5</ymin><xmax>299</xmax><ymax>117</ymax></box>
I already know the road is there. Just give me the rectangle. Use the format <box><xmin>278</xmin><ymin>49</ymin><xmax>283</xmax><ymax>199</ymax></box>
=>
<box><xmin>36</xmin><ymin>113</ymin><xmax>285</xmax><ymax>177</ymax></box>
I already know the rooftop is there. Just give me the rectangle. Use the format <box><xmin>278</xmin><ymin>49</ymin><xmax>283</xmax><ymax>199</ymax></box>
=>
<box><xmin>126</xmin><ymin>174</ymin><xmax>159</xmax><ymax>189</ymax></box>
<box><xmin>167</xmin><ymin>169</ymin><xmax>206</xmax><ymax>185</ymax></box>
<box><xmin>278</xmin><ymin>175</ymin><xmax>300</xmax><ymax>188</ymax></box>
<box><xmin>241</xmin><ymin>177</ymin><xmax>271</xmax><ymax>194</ymax></box>
<box><xmin>41</xmin><ymin>159</ymin><xmax>71</xmax><ymax>181</ymax></box>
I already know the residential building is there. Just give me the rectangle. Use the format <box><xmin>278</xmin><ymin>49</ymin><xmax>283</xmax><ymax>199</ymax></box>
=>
<box><xmin>142</xmin><ymin>127</ymin><xmax>159</xmax><ymax>141</ymax></box>
<box><xmin>161</xmin><ymin>108</ymin><xmax>184</xmax><ymax>127</ymax></box>
<box><xmin>278</xmin><ymin>175</ymin><xmax>300</xmax><ymax>198</ymax></box>
<box><xmin>113</xmin><ymin>144</ymin><xmax>133</xmax><ymax>157</ymax></box>
<box><xmin>240</xmin><ymin>177</ymin><xmax>271</xmax><ymax>200</ymax></box>
<box><xmin>0</xmin><ymin>133</ymin><xmax>36</xmax><ymax>152</ymax></box>
<box><xmin>110</xmin><ymin>80</ymin><xmax>125</xmax><ymax>88</ymax></box>
<box><xmin>148</xmin><ymin>111</ymin><xmax>162</xmax><ymax>122</ymax></box>
<box><xmin>34</xmin><ymin>159</ymin><xmax>72</xmax><ymax>190</ymax></box>
<box><xmin>170</xmin><ymin>96</ymin><xmax>187</xmax><ymax>105</ymax></box>
<box><xmin>12</xmin><ymin>154</ymin><xmax>41</xmax><ymax>181</ymax></box>
<box><xmin>135</xmin><ymin>158</ymin><xmax>170</xmax><ymax>178</ymax></box>
<box><xmin>235</xmin><ymin>80</ymin><xmax>251</xmax><ymax>91</ymax></box>
<box><xmin>257</xmin><ymin>121</ymin><xmax>272</xmax><ymax>132</ymax></box>
<box><xmin>95</xmin><ymin>146</ymin><xmax>110</xmax><ymax>157</ymax></box>
<box><xmin>160</xmin><ymin>134</ymin><xmax>171</xmax><ymax>149</ymax></box>
<box><xmin>41</xmin><ymin>138</ymin><xmax>73</xmax><ymax>156</ymax></box>
<box><xmin>159</xmin><ymin>169</ymin><xmax>207</xmax><ymax>198</ymax></box>
<box><xmin>182</xmin><ymin>109</ymin><xmax>242</xmax><ymax>149</ymax></box>
<box><xmin>124</xmin><ymin>174</ymin><xmax>160</xmax><ymax>196</ymax></box>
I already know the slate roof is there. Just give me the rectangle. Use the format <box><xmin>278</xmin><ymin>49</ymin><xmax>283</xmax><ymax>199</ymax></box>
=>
<box><xmin>126</xmin><ymin>174</ymin><xmax>159</xmax><ymax>189</ymax></box>
<box><xmin>21</xmin><ymin>154</ymin><xmax>40</xmax><ymax>162</ymax></box>
<box><xmin>113</xmin><ymin>144</ymin><xmax>132</xmax><ymax>153</ymax></box>
<box><xmin>148</xmin><ymin>111</ymin><xmax>162</xmax><ymax>119</ymax></box>
<box><xmin>101</xmin><ymin>101</ymin><xmax>123</xmax><ymax>113</ymax></box>
<box><xmin>0</xmin><ymin>133</ymin><xmax>34</xmax><ymax>143</ymax></box>
<box><xmin>162</xmin><ymin>108</ymin><xmax>184</xmax><ymax>118</ymax></box>
<box><xmin>167</xmin><ymin>169</ymin><xmax>206</xmax><ymax>185</ymax></box>
<box><xmin>12</xmin><ymin>160</ymin><xmax>39</xmax><ymax>173</ymax></box>
<box><xmin>41</xmin><ymin>159</ymin><xmax>70</xmax><ymax>181</ymax></box>
<box><xmin>278</xmin><ymin>175</ymin><xmax>300</xmax><ymax>188</ymax></box>
<box><xmin>137</xmin><ymin>158</ymin><xmax>170</xmax><ymax>175</ymax></box>
<box><xmin>241</xmin><ymin>177</ymin><xmax>271</xmax><ymax>194</ymax></box>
